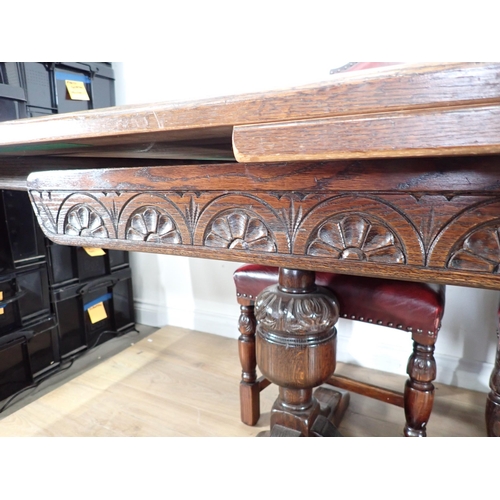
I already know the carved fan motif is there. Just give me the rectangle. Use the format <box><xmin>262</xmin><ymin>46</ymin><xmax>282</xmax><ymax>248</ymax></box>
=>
<box><xmin>307</xmin><ymin>214</ymin><xmax>405</xmax><ymax>263</ymax></box>
<box><xmin>126</xmin><ymin>207</ymin><xmax>181</xmax><ymax>244</ymax></box>
<box><xmin>448</xmin><ymin>225</ymin><xmax>500</xmax><ymax>273</ymax></box>
<box><xmin>65</xmin><ymin>205</ymin><xmax>108</xmax><ymax>238</ymax></box>
<box><xmin>205</xmin><ymin>211</ymin><xmax>276</xmax><ymax>252</ymax></box>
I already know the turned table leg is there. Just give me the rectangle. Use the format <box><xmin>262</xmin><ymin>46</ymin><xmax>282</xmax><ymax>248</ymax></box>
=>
<box><xmin>254</xmin><ymin>268</ymin><xmax>348</xmax><ymax>437</ymax></box>
<box><xmin>486</xmin><ymin>331</ymin><xmax>500</xmax><ymax>436</ymax></box>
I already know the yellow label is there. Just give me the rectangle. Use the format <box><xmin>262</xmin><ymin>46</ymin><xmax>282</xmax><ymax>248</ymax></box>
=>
<box><xmin>65</xmin><ymin>80</ymin><xmax>90</xmax><ymax>101</ymax></box>
<box><xmin>0</xmin><ymin>291</ymin><xmax>3</xmax><ymax>315</ymax></box>
<box><xmin>83</xmin><ymin>247</ymin><xmax>106</xmax><ymax>257</ymax></box>
<box><xmin>88</xmin><ymin>302</ymin><xmax>107</xmax><ymax>324</ymax></box>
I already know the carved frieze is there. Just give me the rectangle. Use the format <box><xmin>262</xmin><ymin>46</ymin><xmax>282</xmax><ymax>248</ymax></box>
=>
<box><xmin>27</xmin><ymin>184</ymin><xmax>500</xmax><ymax>284</ymax></box>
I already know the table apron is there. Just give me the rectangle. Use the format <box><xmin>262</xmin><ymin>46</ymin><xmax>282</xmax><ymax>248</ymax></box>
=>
<box><xmin>26</xmin><ymin>159</ymin><xmax>500</xmax><ymax>290</ymax></box>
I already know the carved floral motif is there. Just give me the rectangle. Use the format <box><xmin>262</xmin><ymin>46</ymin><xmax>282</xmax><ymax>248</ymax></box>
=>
<box><xmin>448</xmin><ymin>225</ymin><xmax>500</xmax><ymax>273</ymax></box>
<box><xmin>306</xmin><ymin>214</ymin><xmax>405</xmax><ymax>263</ymax></box>
<box><xmin>204</xmin><ymin>211</ymin><xmax>276</xmax><ymax>252</ymax></box>
<box><xmin>255</xmin><ymin>286</ymin><xmax>338</xmax><ymax>335</ymax></box>
<box><xmin>126</xmin><ymin>207</ymin><xmax>181</xmax><ymax>244</ymax></box>
<box><xmin>33</xmin><ymin>185</ymin><xmax>500</xmax><ymax>280</ymax></box>
<box><xmin>65</xmin><ymin>205</ymin><xmax>108</xmax><ymax>238</ymax></box>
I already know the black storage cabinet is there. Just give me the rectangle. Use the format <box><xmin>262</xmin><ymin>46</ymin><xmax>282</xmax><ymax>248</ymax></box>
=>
<box><xmin>0</xmin><ymin>63</ymin><xmax>135</xmax><ymax>400</ymax></box>
<box><xmin>46</xmin><ymin>241</ymin><xmax>130</xmax><ymax>288</ymax></box>
<box><xmin>0</xmin><ymin>264</ymin><xmax>51</xmax><ymax>335</ymax></box>
<box><xmin>55</xmin><ymin>62</ymin><xmax>115</xmax><ymax>113</ymax></box>
<box><xmin>0</xmin><ymin>315</ymin><xmax>60</xmax><ymax>403</ymax></box>
<box><xmin>0</xmin><ymin>190</ymin><xmax>47</xmax><ymax>271</ymax></box>
<box><xmin>26</xmin><ymin>316</ymin><xmax>60</xmax><ymax>379</ymax></box>
<box><xmin>16</xmin><ymin>263</ymin><xmax>51</xmax><ymax>325</ymax></box>
<box><xmin>0</xmin><ymin>62</ymin><xmax>115</xmax><ymax>117</ymax></box>
<box><xmin>0</xmin><ymin>334</ymin><xmax>32</xmax><ymax>402</ymax></box>
<box><xmin>0</xmin><ymin>272</ymin><xmax>23</xmax><ymax>336</ymax></box>
<box><xmin>52</xmin><ymin>267</ymin><xmax>135</xmax><ymax>358</ymax></box>
<box><xmin>0</xmin><ymin>83</ymin><xmax>27</xmax><ymax>122</ymax></box>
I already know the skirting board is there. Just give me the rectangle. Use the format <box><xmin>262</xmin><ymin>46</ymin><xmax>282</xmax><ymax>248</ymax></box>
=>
<box><xmin>134</xmin><ymin>299</ymin><xmax>493</xmax><ymax>395</ymax></box>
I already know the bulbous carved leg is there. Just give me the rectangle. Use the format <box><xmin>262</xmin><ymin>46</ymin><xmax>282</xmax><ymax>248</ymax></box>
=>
<box><xmin>238</xmin><ymin>304</ymin><xmax>260</xmax><ymax>426</ymax></box>
<box><xmin>486</xmin><ymin>331</ymin><xmax>500</xmax><ymax>436</ymax></box>
<box><xmin>404</xmin><ymin>341</ymin><xmax>436</xmax><ymax>437</ymax></box>
<box><xmin>254</xmin><ymin>268</ymin><xmax>347</xmax><ymax>437</ymax></box>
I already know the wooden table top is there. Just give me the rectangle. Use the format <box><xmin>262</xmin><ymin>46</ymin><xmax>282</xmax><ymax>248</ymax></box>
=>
<box><xmin>0</xmin><ymin>62</ymin><xmax>498</xmax><ymax>167</ymax></box>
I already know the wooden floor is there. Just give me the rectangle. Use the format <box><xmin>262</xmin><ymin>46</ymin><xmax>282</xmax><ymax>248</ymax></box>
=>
<box><xmin>0</xmin><ymin>325</ymin><xmax>489</xmax><ymax>437</ymax></box>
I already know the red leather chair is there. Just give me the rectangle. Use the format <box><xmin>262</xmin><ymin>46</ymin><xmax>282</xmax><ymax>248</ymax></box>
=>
<box><xmin>233</xmin><ymin>264</ymin><xmax>445</xmax><ymax>436</ymax></box>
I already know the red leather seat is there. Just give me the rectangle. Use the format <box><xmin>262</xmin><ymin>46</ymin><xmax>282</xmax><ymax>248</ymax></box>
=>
<box><xmin>233</xmin><ymin>264</ymin><xmax>445</xmax><ymax>436</ymax></box>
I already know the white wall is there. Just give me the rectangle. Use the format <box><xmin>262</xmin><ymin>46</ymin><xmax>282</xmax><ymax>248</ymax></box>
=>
<box><xmin>112</xmin><ymin>60</ymin><xmax>499</xmax><ymax>394</ymax></box>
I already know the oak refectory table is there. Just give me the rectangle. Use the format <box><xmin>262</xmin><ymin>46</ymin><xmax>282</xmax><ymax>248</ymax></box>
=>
<box><xmin>0</xmin><ymin>62</ymin><xmax>499</xmax><ymax>436</ymax></box>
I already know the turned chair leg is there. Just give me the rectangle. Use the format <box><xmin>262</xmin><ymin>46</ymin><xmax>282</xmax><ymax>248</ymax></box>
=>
<box><xmin>486</xmin><ymin>331</ymin><xmax>500</xmax><ymax>436</ymax></box>
<box><xmin>238</xmin><ymin>304</ymin><xmax>261</xmax><ymax>426</ymax></box>
<box><xmin>404</xmin><ymin>338</ymin><xmax>437</xmax><ymax>437</ymax></box>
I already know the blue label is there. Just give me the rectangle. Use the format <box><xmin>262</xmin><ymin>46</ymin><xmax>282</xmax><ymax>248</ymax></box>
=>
<box><xmin>55</xmin><ymin>71</ymin><xmax>91</xmax><ymax>84</ymax></box>
<box><xmin>83</xmin><ymin>293</ymin><xmax>113</xmax><ymax>311</ymax></box>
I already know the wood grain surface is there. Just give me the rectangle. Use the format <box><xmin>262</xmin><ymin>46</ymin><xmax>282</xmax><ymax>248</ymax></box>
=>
<box><xmin>233</xmin><ymin>104</ymin><xmax>500</xmax><ymax>162</ymax></box>
<box><xmin>0</xmin><ymin>326</ymin><xmax>488</xmax><ymax>437</ymax></box>
<box><xmin>0</xmin><ymin>63</ymin><xmax>498</xmax><ymax>161</ymax></box>
<box><xmin>0</xmin><ymin>156</ymin><xmax>217</xmax><ymax>190</ymax></box>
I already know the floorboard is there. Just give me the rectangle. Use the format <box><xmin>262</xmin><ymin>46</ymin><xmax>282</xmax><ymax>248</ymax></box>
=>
<box><xmin>0</xmin><ymin>325</ymin><xmax>489</xmax><ymax>437</ymax></box>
